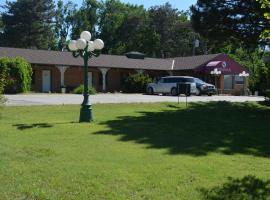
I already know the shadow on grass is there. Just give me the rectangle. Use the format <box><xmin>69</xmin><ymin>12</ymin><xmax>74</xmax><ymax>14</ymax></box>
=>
<box><xmin>201</xmin><ymin>175</ymin><xmax>270</xmax><ymax>200</ymax></box>
<box><xmin>95</xmin><ymin>102</ymin><xmax>270</xmax><ymax>157</ymax></box>
<box><xmin>13</xmin><ymin>121</ymin><xmax>77</xmax><ymax>130</ymax></box>
<box><xmin>13</xmin><ymin>123</ymin><xmax>54</xmax><ymax>130</ymax></box>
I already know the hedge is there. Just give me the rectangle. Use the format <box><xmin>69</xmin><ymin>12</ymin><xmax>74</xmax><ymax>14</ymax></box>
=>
<box><xmin>0</xmin><ymin>57</ymin><xmax>32</xmax><ymax>93</ymax></box>
<box><xmin>125</xmin><ymin>73</ymin><xmax>153</xmax><ymax>93</ymax></box>
<box><xmin>72</xmin><ymin>85</ymin><xmax>97</xmax><ymax>95</ymax></box>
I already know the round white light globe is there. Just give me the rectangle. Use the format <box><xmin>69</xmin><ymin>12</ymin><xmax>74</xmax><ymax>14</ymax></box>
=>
<box><xmin>68</xmin><ymin>40</ymin><xmax>78</xmax><ymax>51</ymax></box>
<box><xmin>87</xmin><ymin>41</ymin><xmax>95</xmax><ymax>52</ymax></box>
<box><xmin>80</xmin><ymin>31</ymin><xmax>92</xmax><ymax>41</ymax></box>
<box><xmin>93</xmin><ymin>39</ymin><xmax>104</xmax><ymax>50</ymax></box>
<box><xmin>76</xmin><ymin>39</ymin><xmax>87</xmax><ymax>50</ymax></box>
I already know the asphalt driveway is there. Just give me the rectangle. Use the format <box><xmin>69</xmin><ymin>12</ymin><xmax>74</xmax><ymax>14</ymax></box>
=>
<box><xmin>4</xmin><ymin>93</ymin><xmax>265</xmax><ymax>106</ymax></box>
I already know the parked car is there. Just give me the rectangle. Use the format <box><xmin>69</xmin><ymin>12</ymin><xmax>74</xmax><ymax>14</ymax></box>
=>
<box><xmin>147</xmin><ymin>76</ymin><xmax>197</xmax><ymax>96</ymax></box>
<box><xmin>194</xmin><ymin>78</ymin><xmax>216</xmax><ymax>96</ymax></box>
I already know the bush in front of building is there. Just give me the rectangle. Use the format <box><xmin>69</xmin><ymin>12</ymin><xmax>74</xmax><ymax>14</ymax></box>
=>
<box><xmin>0</xmin><ymin>57</ymin><xmax>32</xmax><ymax>93</ymax></box>
<box><xmin>125</xmin><ymin>73</ymin><xmax>153</xmax><ymax>93</ymax></box>
<box><xmin>72</xmin><ymin>85</ymin><xmax>97</xmax><ymax>95</ymax></box>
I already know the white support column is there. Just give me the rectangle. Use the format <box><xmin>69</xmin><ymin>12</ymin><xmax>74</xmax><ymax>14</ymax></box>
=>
<box><xmin>56</xmin><ymin>66</ymin><xmax>69</xmax><ymax>87</ymax></box>
<box><xmin>99</xmin><ymin>68</ymin><xmax>110</xmax><ymax>91</ymax></box>
<box><xmin>136</xmin><ymin>69</ymin><xmax>145</xmax><ymax>74</ymax></box>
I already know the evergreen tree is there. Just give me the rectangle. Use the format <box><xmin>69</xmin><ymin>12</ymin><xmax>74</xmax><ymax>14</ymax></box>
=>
<box><xmin>191</xmin><ymin>0</ymin><xmax>270</xmax><ymax>49</ymax></box>
<box><xmin>1</xmin><ymin>0</ymin><xmax>55</xmax><ymax>49</ymax></box>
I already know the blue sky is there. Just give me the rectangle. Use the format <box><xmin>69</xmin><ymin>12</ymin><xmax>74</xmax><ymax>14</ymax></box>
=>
<box><xmin>68</xmin><ymin>0</ymin><xmax>197</xmax><ymax>10</ymax></box>
<box><xmin>0</xmin><ymin>0</ymin><xmax>197</xmax><ymax>11</ymax></box>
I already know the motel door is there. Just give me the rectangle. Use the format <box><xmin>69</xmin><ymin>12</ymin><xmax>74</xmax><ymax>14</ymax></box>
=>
<box><xmin>42</xmin><ymin>70</ymin><xmax>51</xmax><ymax>92</ymax></box>
<box><xmin>88</xmin><ymin>72</ymin><xmax>93</xmax><ymax>88</ymax></box>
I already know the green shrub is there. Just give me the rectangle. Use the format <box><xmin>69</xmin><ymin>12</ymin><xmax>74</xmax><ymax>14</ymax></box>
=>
<box><xmin>125</xmin><ymin>73</ymin><xmax>153</xmax><ymax>93</ymax></box>
<box><xmin>72</xmin><ymin>85</ymin><xmax>97</xmax><ymax>95</ymax></box>
<box><xmin>0</xmin><ymin>57</ymin><xmax>32</xmax><ymax>93</ymax></box>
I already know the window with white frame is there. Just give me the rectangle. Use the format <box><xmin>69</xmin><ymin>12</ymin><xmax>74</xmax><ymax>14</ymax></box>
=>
<box><xmin>235</xmin><ymin>75</ymin><xmax>244</xmax><ymax>85</ymax></box>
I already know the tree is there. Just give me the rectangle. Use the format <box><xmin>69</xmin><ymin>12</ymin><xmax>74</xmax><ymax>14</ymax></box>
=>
<box><xmin>98</xmin><ymin>0</ymin><xmax>132</xmax><ymax>54</ymax></box>
<box><xmin>71</xmin><ymin>0</ymin><xmax>100</xmax><ymax>39</ymax></box>
<box><xmin>1</xmin><ymin>0</ymin><xmax>55</xmax><ymax>49</ymax></box>
<box><xmin>191</xmin><ymin>0</ymin><xmax>270</xmax><ymax>49</ymax></box>
<box><xmin>108</xmin><ymin>4</ymin><xmax>150</xmax><ymax>55</ymax></box>
<box><xmin>148</xmin><ymin>4</ymin><xmax>202</xmax><ymax>57</ymax></box>
<box><xmin>257</xmin><ymin>0</ymin><xmax>270</xmax><ymax>40</ymax></box>
<box><xmin>222</xmin><ymin>44</ymin><xmax>268</xmax><ymax>94</ymax></box>
<box><xmin>55</xmin><ymin>0</ymin><xmax>77</xmax><ymax>51</ymax></box>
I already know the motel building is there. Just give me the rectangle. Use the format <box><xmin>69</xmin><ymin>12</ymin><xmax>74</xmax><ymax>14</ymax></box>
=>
<box><xmin>0</xmin><ymin>47</ymin><xmax>248</xmax><ymax>95</ymax></box>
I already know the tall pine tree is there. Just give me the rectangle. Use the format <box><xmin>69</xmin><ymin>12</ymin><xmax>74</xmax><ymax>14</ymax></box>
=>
<box><xmin>191</xmin><ymin>0</ymin><xmax>270</xmax><ymax>50</ymax></box>
<box><xmin>1</xmin><ymin>0</ymin><xmax>55</xmax><ymax>49</ymax></box>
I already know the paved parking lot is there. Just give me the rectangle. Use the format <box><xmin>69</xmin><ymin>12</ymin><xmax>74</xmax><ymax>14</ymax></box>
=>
<box><xmin>4</xmin><ymin>93</ymin><xmax>265</xmax><ymax>106</ymax></box>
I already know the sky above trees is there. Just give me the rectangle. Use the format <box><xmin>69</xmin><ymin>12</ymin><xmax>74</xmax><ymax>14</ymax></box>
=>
<box><xmin>62</xmin><ymin>0</ymin><xmax>197</xmax><ymax>10</ymax></box>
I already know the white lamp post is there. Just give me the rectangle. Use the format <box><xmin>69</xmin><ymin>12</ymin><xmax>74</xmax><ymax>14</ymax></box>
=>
<box><xmin>68</xmin><ymin>31</ymin><xmax>104</xmax><ymax>122</ymax></box>
<box><xmin>239</xmin><ymin>71</ymin><xmax>250</xmax><ymax>96</ymax></box>
<box><xmin>210</xmin><ymin>68</ymin><xmax>222</xmax><ymax>95</ymax></box>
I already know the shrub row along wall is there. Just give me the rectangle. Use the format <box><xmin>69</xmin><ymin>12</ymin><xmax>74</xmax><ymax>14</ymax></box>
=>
<box><xmin>125</xmin><ymin>73</ymin><xmax>153</xmax><ymax>93</ymax></box>
<box><xmin>0</xmin><ymin>57</ymin><xmax>32</xmax><ymax>93</ymax></box>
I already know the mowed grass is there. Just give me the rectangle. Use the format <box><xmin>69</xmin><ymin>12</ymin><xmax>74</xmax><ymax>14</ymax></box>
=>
<box><xmin>0</xmin><ymin>102</ymin><xmax>270</xmax><ymax>200</ymax></box>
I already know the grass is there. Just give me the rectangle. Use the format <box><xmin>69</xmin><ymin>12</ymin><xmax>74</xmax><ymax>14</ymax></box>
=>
<box><xmin>0</xmin><ymin>102</ymin><xmax>270</xmax><ymax>200</ymax></box>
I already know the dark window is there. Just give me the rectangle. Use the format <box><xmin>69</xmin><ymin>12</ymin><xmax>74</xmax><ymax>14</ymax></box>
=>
<box><xmin>235</xmin><ymin>76</ymin><xmax>244</xmax><ymax>85</ymax></box>
<box><xmin>164</xmin><ymin>78</ymin><xmax>170</xmax><ymax>83</ymax></box>
<box><xmin>159</xmin><ymin>78</ymin><xmax>164</xmax><ymax>83</ymax></box>
<box><xmin>182</xmin><ymin>78</ymin><xmax>194</xmax><ymax>83</ymax></box>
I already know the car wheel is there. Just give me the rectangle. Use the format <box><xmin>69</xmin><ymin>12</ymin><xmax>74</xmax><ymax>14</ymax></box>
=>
<box><xmin>208</xmin><ymin>93</ymin><xmax>212</xmax><ymax>96</ymax></box>
<box><xmin>147</xmin><ymin>87</ymin><xmax>154</xmax><ymax>95</ymax></box>
<box><xmin>171</xmin><ymin>87</ymin><xmax>177</xmax><ymax>96</ymax></box>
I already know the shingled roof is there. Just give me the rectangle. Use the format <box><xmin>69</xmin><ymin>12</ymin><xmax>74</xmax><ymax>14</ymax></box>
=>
<box><xmin>0</xmin><ymin>47</ymin><xmax>222</xmax><ymax>71</ymax></box>
<box><xmin>172</xmin><ymin>53</ymin><xmax>222</xmax><ymax>70</ymax></box>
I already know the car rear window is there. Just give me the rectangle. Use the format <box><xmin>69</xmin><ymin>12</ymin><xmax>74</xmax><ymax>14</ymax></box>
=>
<box><xmin>179</xmin><ymin>78</ymin><xmax>194</xmax><ymax>82</ymax></box>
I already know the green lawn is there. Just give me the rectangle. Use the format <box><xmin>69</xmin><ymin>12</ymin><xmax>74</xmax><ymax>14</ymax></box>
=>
<box><xmin>0</xmin><ymin>102</ymin><xmax>270</xmax><ymax>200</ymax></box>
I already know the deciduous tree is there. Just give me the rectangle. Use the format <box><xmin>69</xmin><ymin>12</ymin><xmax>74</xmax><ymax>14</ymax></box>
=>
<box><xmin>55</xmin><ymin>0</ymin><xmax>77</xmax><ymax>51</ymax></box>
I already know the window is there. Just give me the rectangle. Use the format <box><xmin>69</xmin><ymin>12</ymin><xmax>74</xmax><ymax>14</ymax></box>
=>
<box><xmin>159</xmin><ymin>78</ymin><xmax>164</xmax><ymax>83</ymax></box>
<box><xmin>164</xmin><ymin>78</ymin><xmax>173</xmax><ymax>83</ymax></box>
<box><xmin>235</xmin><ymin>76</ymin><xmax>244</xmax><ymax>85</ymax></box>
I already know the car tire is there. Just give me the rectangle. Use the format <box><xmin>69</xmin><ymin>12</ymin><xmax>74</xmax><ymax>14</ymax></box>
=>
<box><xmin>147</xmin><ymin>87</ymin><xmax>154</xmax><ymax>95</ymax></box>
<box><xmin>171</xmin><ymin>87</ymin><xmax>177</xmax><ymax>96</ymax></box>
<box><xmin>208</xmin><ymin>93</ymin><xmax>212</xmax><ymax>96</ymax></box>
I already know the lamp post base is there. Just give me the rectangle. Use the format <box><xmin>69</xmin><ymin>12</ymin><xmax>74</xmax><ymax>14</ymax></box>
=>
<box><xmin>79</xmin><ymin>104</ymin><xmax>93</xmax><ymax>123</ymax></box>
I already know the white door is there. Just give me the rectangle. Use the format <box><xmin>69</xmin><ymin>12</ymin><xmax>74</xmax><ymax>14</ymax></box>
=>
<box><xmin>42</xmin><ymin>70</ymin><xmax>51</xmax><ymax>92</ymax></box>
<box><xmin>88</xmin><ymin>72</ymin><xmax>93</xmax><ymax>88</ymax></box>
